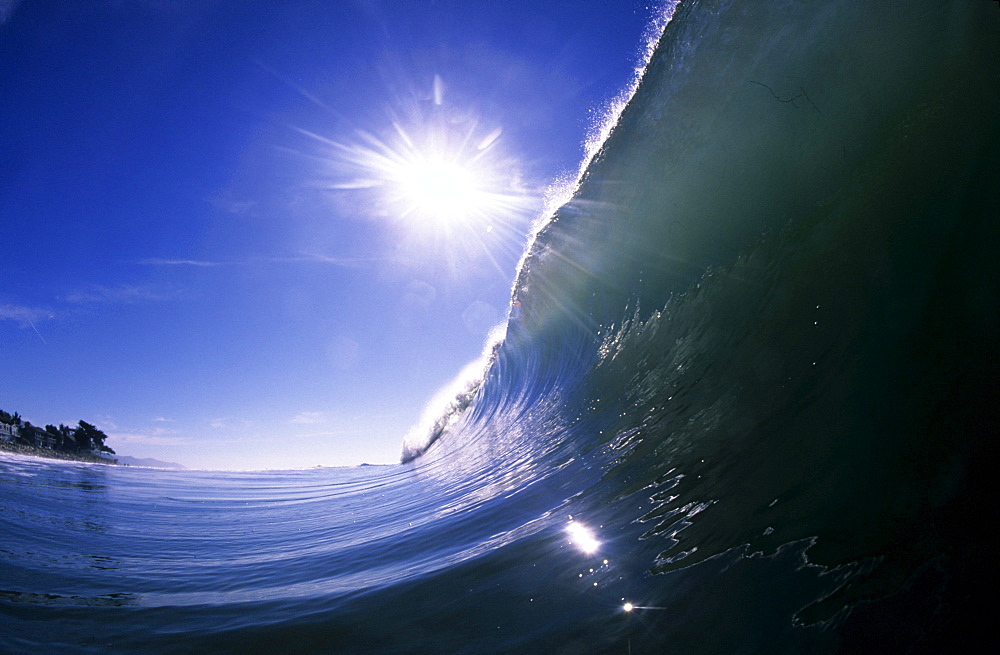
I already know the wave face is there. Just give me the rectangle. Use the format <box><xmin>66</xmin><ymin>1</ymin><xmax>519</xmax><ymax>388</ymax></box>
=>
<box><xmin>3</xmin><ymin>1</ymin><xmax>998</xmax><ymax>652</ymax></box>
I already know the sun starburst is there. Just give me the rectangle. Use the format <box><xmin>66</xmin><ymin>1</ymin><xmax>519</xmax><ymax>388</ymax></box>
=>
<box><xmin>298</xmin><ymin>77</ymin><xmax>538</xmax><ymax>272</ymax></box>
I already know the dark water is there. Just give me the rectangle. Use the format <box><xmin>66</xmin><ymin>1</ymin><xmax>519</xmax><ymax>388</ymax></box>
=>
<box><xmin>3</xmin><ymin>0</ymin><xmax>998</xmax><ymax>652</ymax></box>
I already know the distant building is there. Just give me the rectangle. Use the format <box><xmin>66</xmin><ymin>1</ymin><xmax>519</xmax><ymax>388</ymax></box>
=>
<box><xmin>0</xmin><ymin>422</ymin><xmax>19</xmax><ymax>442</ymax></box>
<box><xmin>34</xmin><ymin>430</ymin><xmax>57</xmax><ymax>449</ymax></box>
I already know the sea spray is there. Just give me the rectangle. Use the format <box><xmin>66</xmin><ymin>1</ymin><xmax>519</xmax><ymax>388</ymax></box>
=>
<box><xmin>400</xmin><ymin>323</ymin><xmax>507</xmax><ymax>462</ymax></box>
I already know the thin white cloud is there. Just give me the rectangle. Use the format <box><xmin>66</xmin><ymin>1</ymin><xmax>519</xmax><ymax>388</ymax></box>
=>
<box><xmin>94</xmin><ymin>415</ymin><xmax>119</xmax><ymax>431</ymax></box>
<box><xmin>290</xmin><ymin>411</ymin><xmax>326</xmax><ymax>425</ymax></box>
<box><xmin>209</xmin><ymin>198</ymin><xmax>257</xmax><ymax>215</ymax></box>
<box><xmin>137</xmin><ymin>254</ymin><xmax>371</xmax><ymax>268</ymax></box>
<box><xmin>290</xmin><ymin>430</ymin><xmax>355</xmax><ymax>439</ymax></box>
<box><xmin>138</xmin><ymin>258</ymin><xmax>225</xmax><ymax>267</ymax></box>
<box><xmin>106</xmin><ymin>431</ymin><xmax>192</xmax><ymax>447</ymax></box>
<box><xmin>0</xmin><ymin>0</ymin><xmax>22</xmax><ymax>25</ymax></box>
<box><xmin>64</xmin><ymin>284</ymin><xmax>173</xmax><ymax>305</ymax></box>
<box><xmin>0</xmin><ymin>302</ymin><xmax>52</xmax><ymax>326</ymax></box>
<box><xmin>107</xmin><ymin>0</ymin><xmax>196</xmax><ymax>16</ymax></box>
<box><xmin>205</xmin><ymin>186</ymin><xmax>259</xmax><ymax>216</ymax></box>
<box><xmin>266</xmin><ymin>253</ymin><xmax>376</xmax><ymax>268</ymax></box>
<box><xmin>208</xmin><ymin>417</ymin><xmax>254</xmax><ymax>430</ymax></box>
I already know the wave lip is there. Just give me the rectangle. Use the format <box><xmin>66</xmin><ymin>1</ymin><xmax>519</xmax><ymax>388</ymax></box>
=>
<box><xmin>400</xmin><ymin>325</ymin><xmax>506</xmax><ymax>463</ymax></box>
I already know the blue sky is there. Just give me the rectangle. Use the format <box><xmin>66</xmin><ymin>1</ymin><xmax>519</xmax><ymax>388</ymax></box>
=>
<box><xmin>1</xmin><ymin>0</ymin><xmax>660</xmax><ymax>470</ymax></box>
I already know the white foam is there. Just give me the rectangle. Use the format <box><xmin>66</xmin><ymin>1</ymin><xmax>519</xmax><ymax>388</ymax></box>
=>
<box><xmin>400</xmin><ymin>324</ymin><xmax>507</xmax><ymax>462</ymax></box>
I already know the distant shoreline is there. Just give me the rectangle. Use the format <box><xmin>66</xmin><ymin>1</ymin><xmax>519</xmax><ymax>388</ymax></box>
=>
<box><xmin>0</xmin><ymin>440</ymin><xmax>117</xmax><ymax>465</ymax></box>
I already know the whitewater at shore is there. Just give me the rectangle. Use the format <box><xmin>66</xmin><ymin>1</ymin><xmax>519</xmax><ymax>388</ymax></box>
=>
<box><xmin>0</xmin><ymin>441</ymin><xmax>117</xmax><ymax>465</ymax></box>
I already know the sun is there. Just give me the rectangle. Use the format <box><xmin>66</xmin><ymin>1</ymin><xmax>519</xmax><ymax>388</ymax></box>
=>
<box><xmin>300</xmin><ymin>75</ymin><xmax>540</xmax><ymax>272</ymax></box>
<box><xmin>346</xmin><ymin>117</ymin><xmax>509</xmax><ymax>236</ymax></box>
<box><xmin>307</xmin><ymin>83</ymin><xmax>534</xmax><ymax>236</ymax></box>
<box><xmin>390</xmin><ymin>153</ymin><xmax>485</xmax><ymax>226</ymax></box>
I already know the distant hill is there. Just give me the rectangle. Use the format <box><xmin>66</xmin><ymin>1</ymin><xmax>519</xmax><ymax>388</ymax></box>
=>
<box><xmin>115</xmin><ymin>455</ymin><xmax>186</xmax><ymax>469</ymax></box>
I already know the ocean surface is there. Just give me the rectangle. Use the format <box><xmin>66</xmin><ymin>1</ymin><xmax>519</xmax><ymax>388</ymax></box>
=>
<box><xmin>3</xmin><ymin>1</ymin><xmax>997</xmax><ymax>652</ymax></box>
